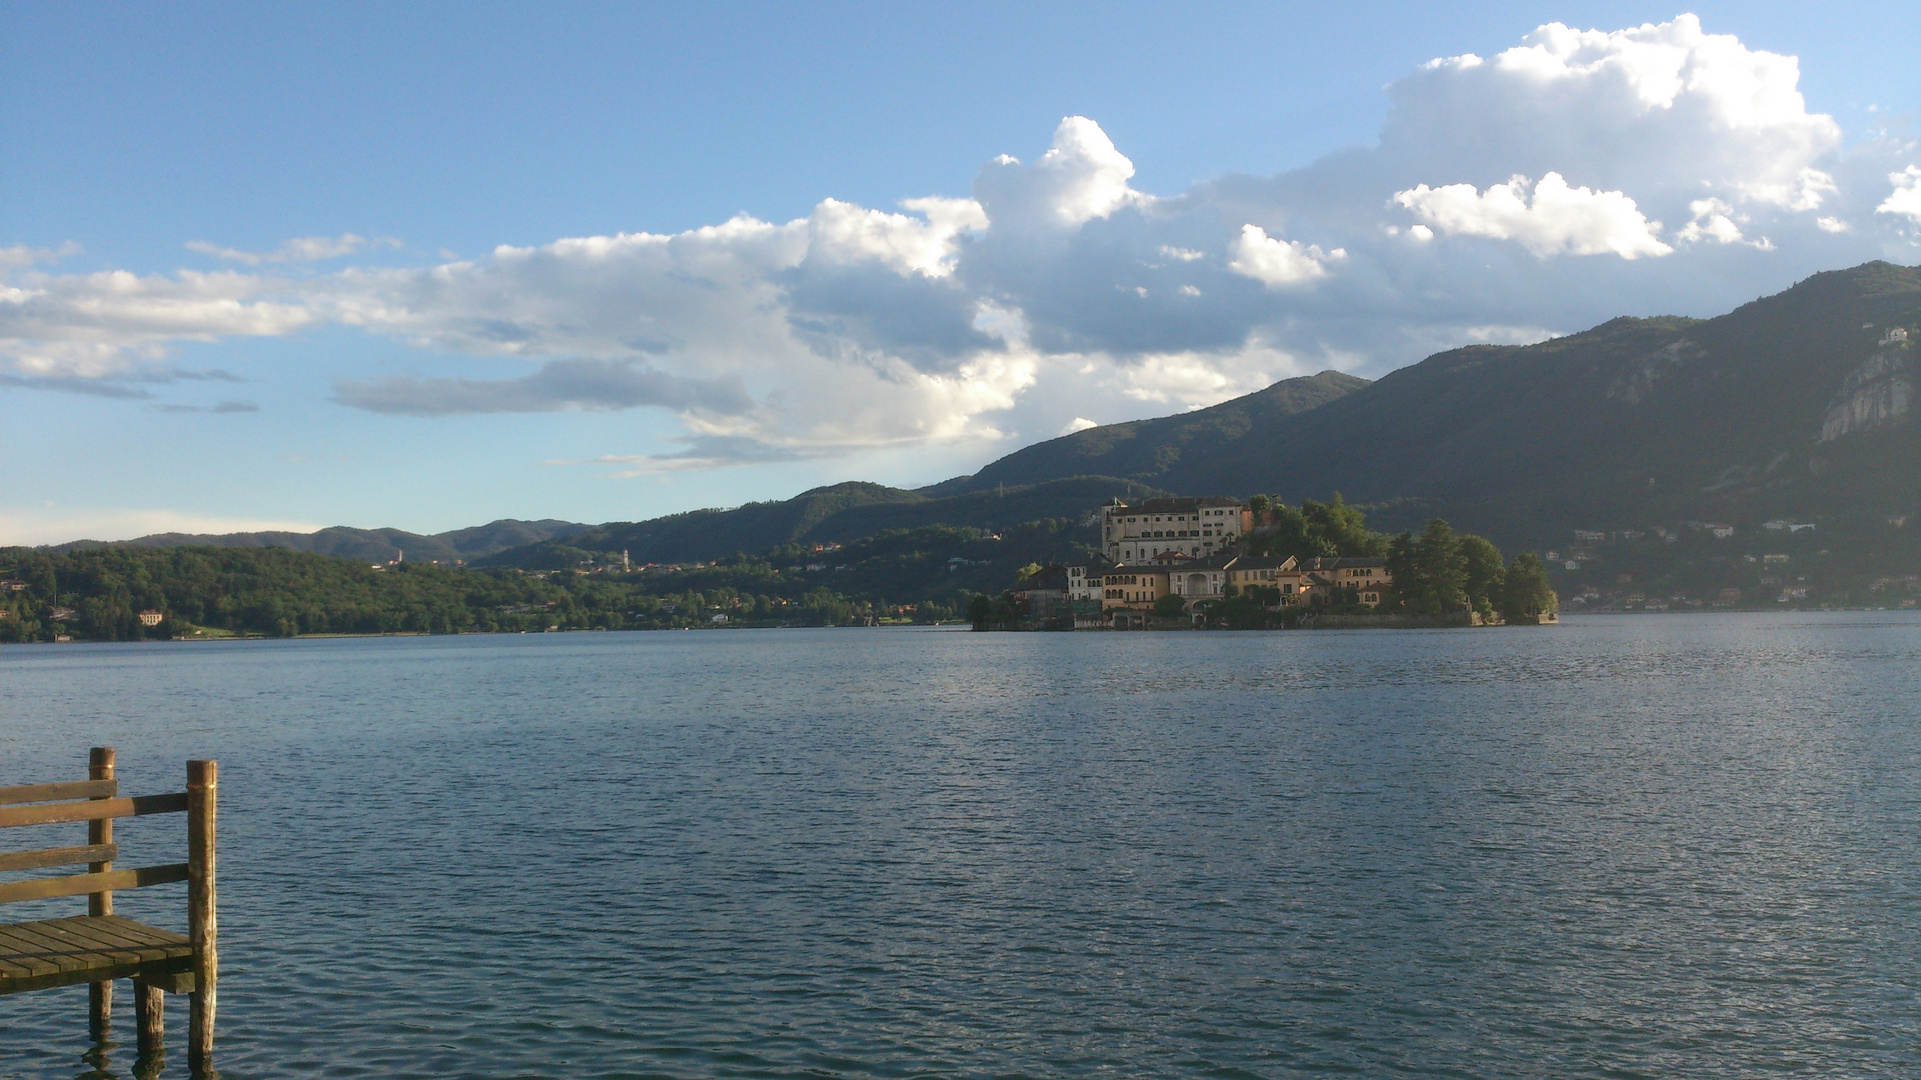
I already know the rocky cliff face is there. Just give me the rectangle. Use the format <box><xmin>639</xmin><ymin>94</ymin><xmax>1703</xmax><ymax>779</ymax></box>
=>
<box><xmin>1820</xmin><ymin>339</ymin><xmax>1914</xmax><ymax>442</ymax></box>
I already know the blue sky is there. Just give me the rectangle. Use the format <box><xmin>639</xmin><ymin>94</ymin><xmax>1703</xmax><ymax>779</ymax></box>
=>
<box><xmin>4</xmin><ymin>2</ymin><xmax>1919</xmax><ymax>543</ymax></box>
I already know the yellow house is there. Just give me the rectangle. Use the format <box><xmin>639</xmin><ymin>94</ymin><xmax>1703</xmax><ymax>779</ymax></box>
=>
<box><xmin>1300</xmin><ymin>557</ymin><xmax>1392</xmax><ymax>608</ymax></box>
<box><xmin>1100</xmin><ymin>567</ymin><xmax>1170</xmax><ymax>610</ymax></box>
<box><xmin>1225</xmin><ymin>555</ymin><xmax>1299</xmax><ymax>602</ymax></box>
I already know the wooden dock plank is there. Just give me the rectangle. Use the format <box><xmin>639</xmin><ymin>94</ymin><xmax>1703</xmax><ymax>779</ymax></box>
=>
<box><xmin>39</xmin><ymin>918</ymin><xmax>175</xmax><ymax>964</ymax></box>
<box><xmin>0</xmin><ymin>916</ymin><xmax>194</xmax><ymax>994</ymax></box>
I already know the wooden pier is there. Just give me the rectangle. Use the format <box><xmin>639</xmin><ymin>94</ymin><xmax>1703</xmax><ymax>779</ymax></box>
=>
<box><xmin>0</xmin><ymin>748</ymin><xmax>218</xmax><ymax>1073</ymax></box>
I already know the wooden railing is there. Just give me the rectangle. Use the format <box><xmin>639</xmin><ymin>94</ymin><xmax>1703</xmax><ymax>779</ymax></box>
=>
<box><xmin>0</xmin><ymin>748</ymin><xmax>218</xmax><ymax>1073</ymax></box>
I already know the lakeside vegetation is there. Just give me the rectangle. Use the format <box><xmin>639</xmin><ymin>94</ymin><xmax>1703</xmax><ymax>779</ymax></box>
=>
<box><xmin>0</xmin><ymin>521</ymin><xmax>1090</xmax><ymax>643</ymax></box>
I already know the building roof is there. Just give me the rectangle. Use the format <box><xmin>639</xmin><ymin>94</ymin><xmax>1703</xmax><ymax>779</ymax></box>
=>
<box><xmin>1300</xmin><ymin>556</ymin><xmax>1387</xmax><ymax>570</ymax></box>
<box><xmin>1103</xmin><ymin>564</ymin><xmax>1173</xmax><ymax>577</ymax></box>
<box><xmin>1228</xmin><ymin>555</ymin><xmax>1298</xmax><ymax>571</ymax></box>
<box><xmin>1109</xmin><ymin>496</ymin><xmax>1244</xmax><ymax>515</ymax></box>
<box><xmin>1163</xmin><ymin>553</ymin><xmax>1240</xmax><ymax>570</ymax></box>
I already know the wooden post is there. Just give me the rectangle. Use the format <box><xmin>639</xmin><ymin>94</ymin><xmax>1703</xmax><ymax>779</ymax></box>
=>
<box><xmin>186</xmin><ymin>759</ymin><xmax>217</xmax><ymax>1074</ymax></box>
<box><xmin>88</xmin><ymin>746</ymin><xmax>115</xmax><ymax>1039</ymax></box>
<box><xmin>134</xmin><ymin>981</ymin><xmax>165</xmax><ymax>1059</ymax></box>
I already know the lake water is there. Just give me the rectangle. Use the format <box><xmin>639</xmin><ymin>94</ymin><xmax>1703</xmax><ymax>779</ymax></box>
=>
<box><xmin>2</xmin><ymin>613</ymin><xmax>1919</xmax><ymax>1078</ymax></box>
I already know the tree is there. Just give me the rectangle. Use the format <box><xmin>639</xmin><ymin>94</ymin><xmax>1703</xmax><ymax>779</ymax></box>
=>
<box><xmin>1153</xmin><ymin>593</ymin><xmax>1187</xmax><ymax>620</ymax></box>
<box><xmin>1499</xmin><ymin>552</ymin><xmax>1559</xmax><ymax>624</ymax></box>
<box><xmin>1389</xmin><ymin>519</ymin><xmax>1469</xmax><ymax>615</ymax></box>
<box><xmin>1457</xmin><ymin>534</ymin><xmax>1505</xmax><ymax>620</ymax></box>
<box><xmin>1248</xmin><ymin>493</ymin><xmax>1270</xmax><ymax>518</ymax></box>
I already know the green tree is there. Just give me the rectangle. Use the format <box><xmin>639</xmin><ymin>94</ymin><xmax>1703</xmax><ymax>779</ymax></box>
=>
<box><xmin>1457</xmin><ymin>534</ymin><xmax>1505</xmax><ymax>620</ymax></box>
<box><xmin>1153</xmin><ymin>593</ymin><xmax>1187</xmax><ymax>619</ymax></box>
<box><xmin>1499</xmin><ymin>552</ymin><xmax>1559</xmax><ymax>624</ymax></box>
<box><xmin>1391</xmin><ymin>519</ymin><xmax>1468</xmax><ymax>615</ymax></box>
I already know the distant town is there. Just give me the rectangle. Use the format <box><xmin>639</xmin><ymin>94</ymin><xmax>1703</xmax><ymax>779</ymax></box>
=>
<box><xmin>978</xmin><ymin>496</ymin><xmax>1557</xmax><ymax>631</ymax></box>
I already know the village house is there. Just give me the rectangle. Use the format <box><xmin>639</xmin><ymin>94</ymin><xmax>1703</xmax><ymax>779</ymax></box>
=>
<box><xmin>1064</xmin><ymin>558</ymin><xmax>1113</xmax><ymax>628</ymax></box>
<box><xmin>1225</xmin><ymin>555</ymin><xmax>1303</xmax><ymax>603</ymax></box>
<box><xmin>1051</xmin><ymin>551</ymin><xmax>1391</xmax><ymax>628</ymax></box>
<box><xmin>1099</xmin><ymin>566</ymin><xmax>1170</xmax><ymax>629</ymax></box>
<box><xmin>1301</xmin><ymin>557</ymin><xmax>1391</xmax><ymax>608</ymax></box>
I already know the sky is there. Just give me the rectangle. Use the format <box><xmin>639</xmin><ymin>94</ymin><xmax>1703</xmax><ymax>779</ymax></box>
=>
<box><xmin>4</xmin><ymin>2</ymin><xmax>1920</xmax><ymax>544</ymax></box>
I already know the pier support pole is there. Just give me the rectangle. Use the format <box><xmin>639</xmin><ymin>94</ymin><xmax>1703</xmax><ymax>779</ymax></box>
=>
<box><xmin>134</xmin><ymin>981</ymin><xmax>165</xmax><ymax>1059</ymax></box>
<box><xmin>187</xmin><ymin>759</ymin><xmax>217</xmax><ymax>1075</ymax></box>
<box><xmin>88</xmin><ymin>746</ymin><xmax>116</xmax><ymax>1040</ymax></box>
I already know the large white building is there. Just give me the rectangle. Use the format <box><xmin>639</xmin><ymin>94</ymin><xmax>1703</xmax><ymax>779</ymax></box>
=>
<box><xmin>1100</xmin><ymin>497</ymin><xmax>1251</xmax><ymax>563</ymax></box>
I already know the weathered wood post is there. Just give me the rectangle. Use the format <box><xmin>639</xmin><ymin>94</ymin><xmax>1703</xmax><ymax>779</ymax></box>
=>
<box><xmin>134</xmin><ymin>980</ymin><xmax>165</xmax><ymax>1061</ymax></box>
<box><xmin>186</xmin><ymin>759</ymin><xmax>217</xmax><ymax>1074</ymax></box>
<box><xmin>88</xmin><ymin>746</ymin><xmax>115</xmax><ymax>1039</ymax></box>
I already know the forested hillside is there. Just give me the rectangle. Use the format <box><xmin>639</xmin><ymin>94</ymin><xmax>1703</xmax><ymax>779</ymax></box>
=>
<box><xmin>0</xmin><ymin>520</ymin><xmax>1092</xmax><ymax>642</ymax></box>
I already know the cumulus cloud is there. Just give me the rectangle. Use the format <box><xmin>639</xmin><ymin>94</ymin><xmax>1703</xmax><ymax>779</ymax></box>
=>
<box><xmin>1228</xmin><ymin>225</ymin><xmax>1343</xmax><ymax>286</ymax></box>
<box><xmin>187</xmin><ymin>233</ymin><xmax>401</xmax><ymax>265</ymax></box>
<box><xmin>1378</xmin><ymin>15</ymin><xmax>1840</xmax><ymax>211</ymax></box>
<box><xmin>973</xmin><ymin>116</ymin><xmax>1144</xmax><ymax>229</ymax></box>
<box><xmin>1393</xmin><ymin>172</ymin><xmax>1672</xmax><ymax>258</ymax></box>
<box><xmin>8</xmin><ymin>15</ymin><xmax>1919</xmax><ymax>475</ymax></box>
<box><xmin>1880</xmin><ymin>166</ymin><xmax>1921</xmax><ymax>223</ymax></box>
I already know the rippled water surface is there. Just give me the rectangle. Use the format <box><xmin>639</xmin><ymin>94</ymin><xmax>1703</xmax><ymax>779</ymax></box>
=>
<box><xmin>3</xmin><ymin>614</ymin><xmax>1920</xmax><ymax>1078</ymax></box>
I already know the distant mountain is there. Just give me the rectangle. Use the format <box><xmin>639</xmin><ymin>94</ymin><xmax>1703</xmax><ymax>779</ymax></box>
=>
<box><xmin>59</xmin><ymin>518</ymin><xmax>592</xmax><ymax>564</ymax></box>
<box><xmin>64</xmin><ymin>262</ymin><xmax>1921</xmax><ymax>577</ymax></box>
<box><xmin>476</xmin><ymin>477</ymin><xmax>1168</xmax><ymax>569</ymax></box>
<box><xmin>935</xmin><ymin>369</ymin><xmax>1370</xmax><ymax>495</ymax></box>
<box><xmin>947</xmin><ymin>261</ymin><xmax>1921</xmax><ymax>551</ymax></box>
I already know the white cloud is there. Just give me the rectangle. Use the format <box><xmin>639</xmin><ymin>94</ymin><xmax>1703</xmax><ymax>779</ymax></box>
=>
<box><xmin>1393</xmin><ymin>172</ymin><xmax>1672</xmax><ymax>258</ymax></box>
<box><xmin>0</xmin><ymin>242</ymin><xmax>81</xmax><ymax>269</ymax></box>
<box><xmin>1060</xmin><ymin>416</ymin><xmax>1100</xmax><ymax>435</ymax></box>
<box><xmin>1676</xmin><ymin>197</ymin><xmax>1772</xmax><ymax>247</ymax></box>
<box><xmin>1879</xmin><ymin>166</ymin><xmax>1921</xmax><ymax>224</ymax></box>
<box><xmin>1227</xmin><ymin>225</ymin><xmax>1342</xmax><ymax>287</ymax></box>
<box><xmin>0</xmin><ymin>268</ymin><xmax>312</xmax><ymax>388</ymax></box>
<box><xmin>973</xmin><ymin>116</ymin><xmax>1144</xmax><ymax>229</ymax></box>
<box><xmin>187</xmin><ymin>233</ymin><xmax>401</xmax><ymax>265</ymax></box>
<box><xmin>9</xmin><ymin>15</ymin><xmax>1918</xmax><ymax>473</ymax></box>
<box><xmin>1384</xmin><ymin>15</ymin><xmax>1841</xmax><ymax>214</ymax></box>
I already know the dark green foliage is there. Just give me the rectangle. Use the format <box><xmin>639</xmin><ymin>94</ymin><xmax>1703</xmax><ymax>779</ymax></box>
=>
<box><xmin>1458</xmin><ymin>535</ymin><xmax>1506</xmax><ymax>621</ymax></box>
<box><xmin>1384</xmin><ymin>519</ymin><xmax>1541</xmax><ymax>618</ymax></box>
<box><xmin>1153</xmin><ymin>593</ymin><xmax>1187</xmax><ymax>619</ymax></box>
<box><xmin>1499</xmin><ymin>553</ymin><xmax>1559</xmax><ymax>624</ymax></box>
<box><xmin>1246</xmin><ymin>494</ymin><xmax>1385</xmax><ymax>561</ymax></box>
<box><xmin>969</xmin><ymin>592</ymin><xmax>1021</xmax><ymax>631</ymax></box>
<box><xmin>0</xmin><ymin>518</ymin><xmax>1100</xmax><ymax>643</ymax></box>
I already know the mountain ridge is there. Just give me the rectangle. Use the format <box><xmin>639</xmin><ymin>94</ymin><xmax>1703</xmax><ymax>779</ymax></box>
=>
<box><xmin>40</xmin><ymin>261</ymin><xmax>1921</xmax><ymax>569</ymax></box>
